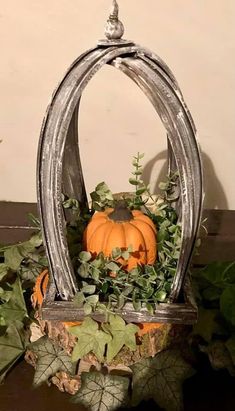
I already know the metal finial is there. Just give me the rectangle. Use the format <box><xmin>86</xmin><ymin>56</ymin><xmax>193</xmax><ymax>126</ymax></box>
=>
<box><xmin>104</xmin><ymin>0</ymin><xmax>124</xmax><ymax>40</ymax></box>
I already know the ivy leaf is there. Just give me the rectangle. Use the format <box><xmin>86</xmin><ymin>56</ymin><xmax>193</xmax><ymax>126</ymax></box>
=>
<box><xmin>72</xmin><ymin>371</ymin><xmax>130</xmax><ymax>411</ymax></box>
<box><xmin>0</xmin><ymin>276</ymin><xmax>27</xmax><ymax>325</ymax></box>
<box><xmin>131</xmin><ymin>349</ymin><xmax>194</xmax><ymax>411</ymax></box>
<box><xmin>0</xmin><ymin>323</ymin><xmax>26</xmax><ymax>383</ymax></box>
<box><xmin>200</xmin><ymin>262</ymin><xmax>235</xmax><ymax>287</ymax></box>
<box><xmin>104</xmin><ymin>315</ymin><xmax>139</xmax><ymax>363</ymax></box>
<box><xmin>192</xmin><ymin>308</ymin><xmax>223</xmax><ymax>342</ymax></box>
<box><xmin>69</xmin><ymin>317</ymin><xmax>112</xmax><ymax>362</ymax></box>
<box><xmin>31</xmin><ymin>336</ymin><xmax>75</xmax><ymax>386</ymax></box>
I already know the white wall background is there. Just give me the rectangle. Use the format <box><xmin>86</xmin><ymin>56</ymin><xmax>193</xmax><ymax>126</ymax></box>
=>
<box><xmin>0</xmin><ymin>0</ymin><xmax>234</xmax><ymax>209</ymax></box>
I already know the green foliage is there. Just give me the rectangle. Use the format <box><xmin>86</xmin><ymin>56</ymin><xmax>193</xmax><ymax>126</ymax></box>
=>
<box><xmin>192</xmin><ymin>261</ymin><xmax>235</xmax><ymax>375</ymax></box>
<box><xmin>31</xmin><ymin>336</ymin><xmax>75</xmax><ymax>386</ymax></box>
<box><xmin>72</xmin><ymin>371</ymin><xmax>130</xmax><ymax>411</ymax></box>
<box><xmin>0</xmin><ymin>322</ymin><xmax>27</xmax><ymax>383</ymax></box>
<box><xmin>90</xmin><ymin>182</ymin><xmax>114</xmax><ymax>211</ymax></box>
<box><xmin>102</xmin><ymin>315</ymin><xmax>138</xmax><ymax>363</ymax></box>
<box><xmin>69</xmin><ymin>317</ymin><xmax>112</xmax><ymax>362</ymax></box>
<box><xmin>0</xmin><ymin>276</ymin><xmax>27</xmax><ymax>325</ymax></box>
<box><xmin>69</xmin><ymin>315</ymin><xmax>138</xmax><ymax>364</ymax></box>
<box><xmin>131</xmin><ymin>349</ymin><xmax>194</xmax><ymax>411</ymax></box>
<box><xmin>0</xmin><ymin>218</ymin><xmax>47</xmax><ymax>383</ymax></box>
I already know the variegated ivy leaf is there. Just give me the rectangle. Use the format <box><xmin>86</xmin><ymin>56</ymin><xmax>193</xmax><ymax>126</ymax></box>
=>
<box><xmin>72</xmin><ymin>371</ymin><xmax>130</xmax><ymax>411</ymax></box>
<box><xmin>103</xmin><ymin>315</ymin><xmax>139</xmax><ymax>363</ymax></box>
<box><xmin>31</xmin><ymin>336</ymin><xmax>75</xmax><ymax>386</ymax></box>
<box><xmin>69</xmin><ymin>317</ymin><xmax>112</xmax><ymax>362</ymax></box>
<box><xmin>131</xmin><ymin>349</ymin><xmax>194</xmax><ymax>411</ymax></box>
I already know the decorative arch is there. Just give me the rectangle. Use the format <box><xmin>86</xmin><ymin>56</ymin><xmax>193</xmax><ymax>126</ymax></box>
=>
<box><xmin>37</xmin><ymin>43</ymin><xmax>203</xmax><ymax>305</ymax></box>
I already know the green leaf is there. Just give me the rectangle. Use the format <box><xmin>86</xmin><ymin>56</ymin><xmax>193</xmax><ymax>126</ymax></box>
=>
<box><xmin>31</xmin><ymin>336</ymin><xmax>75</xmax><ymax>386</ymax></box>
<box><xmin>104</xmin><ymin>315</ymin><xmax>139</xmax><ymax>363</ymax></box>
<box><xmin>72</xmin><ymin>371</ymin><xmax>130</xmax><ymax>411</ymax></box>
<box><xmin>136</xmin><ymin>187</ymin><xmax>146</xmax><ymax>196</ymax></box>
<box><xmin>105</xmin><ymin>262</ymin><xmax>120</xmax><ymax>273</ymax></box>
<box><xmin>74</xmin><ymin>292</ymin><xmax>86</xmax><ymax>306</ymax></box>
<box><xmin>4</xmin><ymin>245</ymin><xmax>28</xmax><ymax>271</ymax></box>
<box><xmin>28</xmin><ymin>232</ymin><xmax>43</xmax><ymax>248</ymax></box>
<box><xmin>154</xmin><ymin>290</ymin><xmax>167</xmax><ymax>303</ymax></box>
<box><xmin>79</xmin><ymin>251</ymin><xmax>92</xmax><ymax>262</ymax></box>
<box><xmin>0</xmin><ymin>323</ymin><xmax>26</xmax><ymax>383</ymax></box>
<box><xmin>82</xmin><ymin>285</ymin><xmax>96</xmax><ymax>295</ymax></box>
<box><xmin>111</xmin><ymin>248</ymin><xmax>122</xmax><ymax>259</ymax></box>
<box><xmin>129</xmin><ymin>178</ymin><xmax>139</xmax><ymax>186</ymax></box>
<box><xmin>220</xmin><ymin>286</ymin><xmax>235</xmax><ymax>326</ymax></box>
<box><xmin>78</xmin><ymin>263</ymin><xmax>90</xmax><ymax>278</ymax></box>
<box><xmin>69</xmin><ymin>317</ymin><xmax>112</xmax><ymax>362</ymax></box>
<box><xmin>86</xmin><ymin>295</ymin><xmax>99</xmax><ymax>305</ymax></box>
<box><xmin>131</xmin><ymin>349</ymin><xmax>194</xmax><ymax>411</ymax></box>
<box><xmin>192</xmin><ymin>308</ymin><xmax>222</xmax><ymax>342</ymax></box>
<box><xmin>84</xmin><ymin>303</ymin><xmax>93</xmax><ymax>315</ymax></box>
<box><xmin>4</xmin><ymin>234</ymin><xmax>43</xmax><ymax>272</ymax></box>
<box><xmin>201</xmin><ymin>262</ymin><xmax>235</xmax><ymax>288</ymax></box>
<box><xmin>0</xmin><ymin>277</ymin><xmax>27</xmax><ymax>326</ymax></box>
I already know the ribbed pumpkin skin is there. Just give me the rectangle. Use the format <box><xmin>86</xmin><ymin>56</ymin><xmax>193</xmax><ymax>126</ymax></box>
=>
<box><xmin>83</xmin><ymin>208</ymin><xmax>157</xmax><ymax>271</ymax></box>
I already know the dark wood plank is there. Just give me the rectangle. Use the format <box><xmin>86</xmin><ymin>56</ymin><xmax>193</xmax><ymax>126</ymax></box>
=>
<box><xmin>203</xmin><ymin>209</ymin><xmax>235</xmax><ymax>235</ymax></box>
<box><xmin>0</xmin><ymin>202</ymin><xmax>37</xmax><ymax>227</ymax></box>
<box><xmin>0</xmin><ymin>361</ymin><xmax>83</xmax><ymax>411</ymax></box>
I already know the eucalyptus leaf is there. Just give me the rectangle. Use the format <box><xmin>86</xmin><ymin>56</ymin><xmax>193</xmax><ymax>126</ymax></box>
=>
<box><xmin>79</xmin><ymin>251</ymin><xmax>92</xmax><ymax>262</ymax></box>
<box><xmin>74</xmin><ymin>292</ymin><xmax>86</xmax><ymax>306</ymax></box>
<box><xmin>82</xmin><ymin>285</ymin><xmax>96</xmax><ymax>295</ymax></box>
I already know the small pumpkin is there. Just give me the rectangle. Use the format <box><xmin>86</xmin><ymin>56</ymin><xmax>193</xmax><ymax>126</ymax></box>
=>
<box><xmin>83</xmin><ymin>200</ymin><xmax>157</xmax><ymax>271</ymax></box>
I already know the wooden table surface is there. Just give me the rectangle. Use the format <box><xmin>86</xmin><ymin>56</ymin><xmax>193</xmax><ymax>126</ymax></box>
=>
<box><xmin>1</xmin><ymin>202</ymin><xmax>235</xmax><ymax>411</ymax></box>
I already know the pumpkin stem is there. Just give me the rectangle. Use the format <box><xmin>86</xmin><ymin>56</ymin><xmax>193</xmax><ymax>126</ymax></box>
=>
<box><xmin>108</xmin><ymin>200</ymin><xmax>133</xmax><ymax>222</ymax></box>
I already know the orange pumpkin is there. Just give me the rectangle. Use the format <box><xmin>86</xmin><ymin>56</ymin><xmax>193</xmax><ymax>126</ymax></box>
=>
<box><xmin>31</xmin><ymin>270</ymin><xmax>81</xmax><ymax>328</ymax></box>
<box><xmin>83</xmin><ymin>201</ymin><xmax>157</xmax><ymax>271</ymax></box>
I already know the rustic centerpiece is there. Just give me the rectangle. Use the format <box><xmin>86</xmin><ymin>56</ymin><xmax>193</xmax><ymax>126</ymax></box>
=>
<box><xmin>37</xmin><ymin>1</ymin><xmax>202</xmax><ymax>327</ymax></box>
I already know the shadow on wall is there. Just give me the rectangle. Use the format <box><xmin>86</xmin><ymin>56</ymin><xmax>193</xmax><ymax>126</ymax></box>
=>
<box><xmin>142</xmin><ymin>150</ymin><xmax>228</xmax><ymax>210</ymax></box>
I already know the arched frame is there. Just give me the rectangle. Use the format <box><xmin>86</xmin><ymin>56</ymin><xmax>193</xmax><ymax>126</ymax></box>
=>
<box><xmin>37</xmin><ymin>43</ymin><xmax>203</xmax><ymax>322</ymax></box>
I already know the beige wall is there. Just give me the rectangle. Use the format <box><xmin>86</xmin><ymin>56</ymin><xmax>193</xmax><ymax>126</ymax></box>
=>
<box><xmin>0</xmin><ymin>0</ymin><xmax>235</xmax><ymax>209</ymax></box>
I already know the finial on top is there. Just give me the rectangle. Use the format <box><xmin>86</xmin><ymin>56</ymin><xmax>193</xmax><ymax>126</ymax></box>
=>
<box><xmin>104</xmin><ymin>0</ymin><xmax>124</xmax><ymax>40</ymax></box>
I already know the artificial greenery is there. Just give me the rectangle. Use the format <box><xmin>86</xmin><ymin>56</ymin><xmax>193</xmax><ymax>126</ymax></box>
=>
<box><xmin>70</xmin><ymin>153</ymin><xmax>182</xmax><ymax>315</ymax></box>
<box><xmin>31</xmin><ymin>336</ymin><xmax>76</xmax><ymax>386</ymax></box>
<box><xmin>191</xmin><ymin>261</ymin><xmax>235</xmax><ymax>375</ymax></box>
<box><xmin>69</xmin><ymin>315</ymin><xmax>139</xmax><ymax>364</ymax></box>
